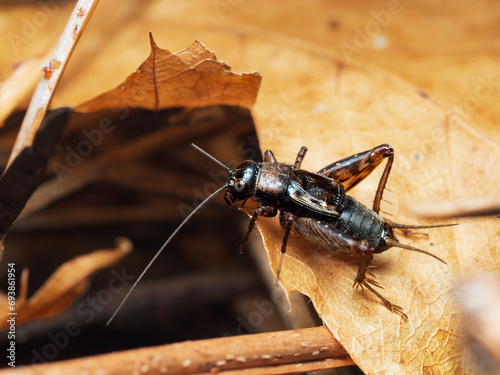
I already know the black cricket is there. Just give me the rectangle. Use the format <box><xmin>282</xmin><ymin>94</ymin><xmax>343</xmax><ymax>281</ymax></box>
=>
<box><xmin>222</xmin><ymin>144</ymin><xmax>450</xmax><ymax>318</ymax></box>
<box><xmin>108</xmin><ymin>143</ymin><xmax>449</xmax><ymax>324</ymax></box>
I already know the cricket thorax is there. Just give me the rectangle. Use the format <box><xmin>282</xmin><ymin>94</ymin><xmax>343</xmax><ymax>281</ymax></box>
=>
<box><xmin>254</xmin><ymin>162</ymin><xmax>292</xmax><ymax>205</ymax></box>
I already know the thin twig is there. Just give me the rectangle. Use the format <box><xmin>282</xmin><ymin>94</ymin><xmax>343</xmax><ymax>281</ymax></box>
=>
<box><xmin>0</xmin><ymin>327</ymin><xmax>353</xmax><ymax>374</ymax></box>
<box><xmin>6</xmin><ymin>0</ymin><xmax>101</xmax><ymax>167</ymax></box>
<box><xmin>409</xmin><ymin>195</ymin><xmax>500</xmax><ymax>219</ymax></box>
<box><xmin>0</xmin><ymin>52</ymin><xmax>51</xmax><ymax>126</ymax></box>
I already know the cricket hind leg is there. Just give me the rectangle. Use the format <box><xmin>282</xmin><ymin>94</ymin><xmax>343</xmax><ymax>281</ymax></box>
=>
<box><xmin>354</xmin><ymin>256</ymin><xmax>407</xmax><ymax>319</ymax></box>
<box><xmin>293</xmin><ymin>217</ymin><xmax>407</xmax><ymax>318</ymax></box>
<box><xmin>317</xmin><ymin>144</ymin><xmax>394</xmax><ymax>214</ymax></box>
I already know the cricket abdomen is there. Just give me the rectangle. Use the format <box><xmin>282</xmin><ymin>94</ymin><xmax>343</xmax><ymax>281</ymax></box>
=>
<box><xmin>334</xmin><ymin>195</ymin><xmax>392</xmax><ymax>252</ymax></box>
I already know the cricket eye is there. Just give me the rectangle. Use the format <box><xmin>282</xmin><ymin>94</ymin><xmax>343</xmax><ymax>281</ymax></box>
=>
<box><xmin>233</xmin><ymin>179</ymin><xmax>247</xmax><ymax>193</ymax></box>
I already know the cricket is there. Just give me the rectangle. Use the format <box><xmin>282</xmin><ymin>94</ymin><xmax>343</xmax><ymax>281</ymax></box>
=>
<box><xmin>108</xmin><ymin>143</ymin><xmax>452</xmax><ymax>324</ymax></box>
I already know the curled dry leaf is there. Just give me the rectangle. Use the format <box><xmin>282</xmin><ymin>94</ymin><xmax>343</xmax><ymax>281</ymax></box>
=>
<box><xmin>0</xmin><ymin>237</ymin><xmax>132</xmax><ymax>328</ymax></box>
<box><xmin>247</xmin><ymin>35</ymin><xmax>500</xmax><ymax>374</ymax></box>
<box><xmin>76</xmin><ymin>33</ymin><xmax>262</xmax><ymax>112</ymax></box>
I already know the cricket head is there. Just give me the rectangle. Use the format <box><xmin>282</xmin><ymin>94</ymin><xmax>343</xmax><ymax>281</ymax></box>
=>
<box><xmin>224</xmin><ymin>160</ymin><xmax>259</xmax><ymax>206</ymax></box>
<box><xmin>189</xmin><ymin>144</ymin><xmax>259</xmax><ymax>206</ymax></box>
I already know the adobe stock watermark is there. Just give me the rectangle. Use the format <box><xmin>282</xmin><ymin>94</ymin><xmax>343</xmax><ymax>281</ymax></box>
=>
<box><xmin>213</xmin><ymin>0</ymin><xmax>244</xmax><ymax>21</ymax></box>
<box><xmin>8</xmin><ymin>0</ymin><xmax>74</xmax><ymax>53</ymax></box>
<box><xmin>6</xmin><ymin>263</ymin><xmax>17</xmax><ymax>368</ymax></box>
<box><xmin>50</xmin><ymin>106</ymin><xmax>130</xmax><ymax>182</ymax></box>
<box><xmin>30</xmin><ymin>267</ymin><xmax>134</xmax><ymax>365</ymax></box>
<box><xmin>178</xmin><ymin>134</ymin><xmax>260</xmax><ymax>219</ymax></box>
<box><xmin>224</xmin><ymin>288</ymin><xmax>287</xmax><ymax>336</ymax></box>
<box><xmin>396</xmin><ymin>123</ymin><xmax>447</xmax><ymax>172</ymax></box>
<box><xmin>339</xmin><ymin>0</ymin><xmax>409</xmax><ymax>62</ymax></box>
<box><xmin>451</xmin><ymin>74</ymin><xmax>500</xmax><ymax>119</ymax></box>
<box><xmin>177</xmin><ymin>105</ymin><xmax>295</xmax><ymax>219</ymax></box>
<box><xmin>397</xmin><ymin>73</ymin><xmax>500</xmax><ymax>172</ymax></box>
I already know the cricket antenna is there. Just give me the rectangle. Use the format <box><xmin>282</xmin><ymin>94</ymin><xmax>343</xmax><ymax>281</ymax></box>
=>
<box><xmin>106</xmin><ymin>184</ymin><xmax>226</xmax><ymax>325</ymax></box>
<box><xmin>191</xmin><ymin>143</ymin><xmax>231</xmax><ymax>171</ymax></box>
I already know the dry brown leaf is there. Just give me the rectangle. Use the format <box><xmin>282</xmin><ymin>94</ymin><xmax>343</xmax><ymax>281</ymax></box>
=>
<box><xmin>249</xmin><ymin>39</ymin><xmax>499</xmax><ymax>374</ymax></box>
<box><xmin>2</xmin><ymin>1</ymin><xmax>499</xmax><ymax>144</ymax></box>
<box><xmin>1</xmin><ymin>1</ymin><xmax>499</xmax><ymax>373</ymax></box>
<box><xmin>76</xmin><ymin>34</ymin><xmax>262</xmax><ymax>112</ymax></box>
<box><xmin>0</xmin><ymin>237</ymin><xmax>132</xmax><ymax>328</ymax></box>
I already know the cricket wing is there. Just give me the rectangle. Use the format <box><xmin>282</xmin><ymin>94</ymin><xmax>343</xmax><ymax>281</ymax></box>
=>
<box><xmin>289</xmin><ymin>170</ymin><xmax>345</xmax><ymax>217</ymax></box>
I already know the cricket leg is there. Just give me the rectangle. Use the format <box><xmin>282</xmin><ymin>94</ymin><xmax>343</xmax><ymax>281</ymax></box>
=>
<box><xmin>318</xmin><ymin>144</ymin><xmax>394</xmax><ymax>213</ymax></box>
<box><xmin>272</xmin><ymin>211</ymin><xmax>297</xmax><ymax>285</ymax></box>
<box><xmin>238</xmin><ymin>205</ymin><xmax>277</xmax><ymax>253</ymax></box>
<box><xmin>264</xmin><ymin>146</ymin><xmax>308</xmax><ymax>169</ymax></box>
<box><xmin>353</xmin><ymin>255</ymin><xmax>407</xmax><ymax>319</ymax></box>
<box><xmin>293</xmin><ymin>147</ymin><xmax>308</xmax><ymax>169</ymax></box>
<box><xmin>264</xmin><ymin>150</ymin><xmax>277</xmax><ymax>163</ymax></box>
<box><xmin>294</xmin><ymin>217</ymin><xmax>407</xmax><ymax>318</ymax></box>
